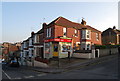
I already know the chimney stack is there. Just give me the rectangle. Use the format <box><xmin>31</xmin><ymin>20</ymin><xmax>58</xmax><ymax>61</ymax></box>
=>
<box><xmin>42</xmin><ymin>23</ymin><xmax>47</xmax><ymax>29</ymax></box>
<box><xmin>113</xmin><ymin>26</ymin><xmax>116</xmax><ymax>30</ymax></box>
<box><xmin>81</xmin><ymin>18</ymin><xmax>86</xmax><ymax>25</ymax></box>
<box><xmin>31</xmin><ymin>31</ymin><xmax>34</xmax><ymax>36</ymax></box>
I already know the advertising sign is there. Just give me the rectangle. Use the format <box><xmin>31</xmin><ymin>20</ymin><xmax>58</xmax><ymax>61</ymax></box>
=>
<box><xmin>44</xmin><ymin>38</ymin><xmax>72</xmax><ymax>42</ymax></box>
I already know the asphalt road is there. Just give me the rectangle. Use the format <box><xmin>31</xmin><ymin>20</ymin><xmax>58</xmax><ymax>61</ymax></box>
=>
<box><xmin>2</xmin><ymin>54</ymin><xmax>119</xmax><ymax>79</ymax></box>
<box><xmin>2</xmin><ymin>65</ymin><xmax>47</xmax><ymax>79</ymax></box>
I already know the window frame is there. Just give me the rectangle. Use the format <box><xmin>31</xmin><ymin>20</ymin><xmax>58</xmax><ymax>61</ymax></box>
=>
<box><xmin>86</xmin><ymin>30</ymin><xmax>90</xmax><ymax>39</ymax></box>
<box><xmin>96</xmin><ymin>33</ymin><xmax>99</xmax><ymax>41</ymax></box>
<box><xmin>63</xmin><ymin>27</ymin><xmax>67</xmax><ymax>37</ymax></box>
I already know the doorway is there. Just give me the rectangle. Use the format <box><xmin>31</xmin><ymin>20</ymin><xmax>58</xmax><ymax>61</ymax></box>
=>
<box><xmin>95</xmin><ymin>49</ymin><xmax>98</xmax><ymax>57</ymax></box>
<box><xmin>40</xmin><ymin>47</ymin><xmax>44</xmax><ymax>58</ymax></box>
<box><xmin>53</xmin><ymin>42</ymin><xmax>59</xmax><ymax>57</ymax></box>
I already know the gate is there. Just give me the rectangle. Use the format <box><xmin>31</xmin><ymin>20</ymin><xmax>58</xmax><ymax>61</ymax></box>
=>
<box><xmin>95</xmin><ymin>49</ymin><xmax>98</xmax><ymax>57</ymax></box>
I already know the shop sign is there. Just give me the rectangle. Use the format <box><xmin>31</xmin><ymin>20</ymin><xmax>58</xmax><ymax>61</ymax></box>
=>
<box><xmin>44</xmin><ymin>38</ymin><xmax>72</xmax><ymax>42</ymax></box>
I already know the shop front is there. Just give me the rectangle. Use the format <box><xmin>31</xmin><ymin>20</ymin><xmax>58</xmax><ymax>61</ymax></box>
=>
<box><xmin>44</xmin><ymin>37</ymin><xmax>72</xmax><ymax>59</ymax></box>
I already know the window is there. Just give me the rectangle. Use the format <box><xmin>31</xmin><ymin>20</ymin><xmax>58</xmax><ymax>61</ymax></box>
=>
<box><xmin>86</xmin><ymin>30</ymin><xmax>90</xmax><ymax>39</ymax></box>
<box><xmin>46</xmin><ymin>28</ymin><xmax>49</xmax><ymax>37</ymax></box>
<box><xmin>63</xmin><ymin>28</ymin><xmax>67</xmax><ymax>37</ymax></box>
<box><xmin>75</xmin><ymin>29</ymin><xmax>78</xmax><ymax>37</ymax></box>
<box><xmin>37</xmin><ymin>35</ymin><xmax>40</xmax><ymax>43</ymax></box>
<box><xmin>46</xmin><ymin>28</ymin><xmax>51</xmax><ymax>37</ymax></box>
<box><xmin>82</xmin><ymin>30</ymin><xmax>86</xmax><ymax>39</ymax></box>
<box><xmin>75</xmin><ymin>30</ymin><xmax>77</xmax><ymax>34</ymax></box>
<box><xmin>96</xmin><ymin>33</ymin><xmax>99</xmax><ymax>40</ymax></box>
<box><xmin>87</xmin><ymin>44</ymin><xmax>90</xmax><ymax>50</ymax></box>
<box><xmin>49</xmin><ymin>28</ymin><xmax>51</xmax><ymax>37</ymax></box>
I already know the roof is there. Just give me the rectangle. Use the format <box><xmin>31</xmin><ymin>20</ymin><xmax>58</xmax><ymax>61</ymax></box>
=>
<box><xmin>36</xmin><ymin>28</ymin><xmax>44</xmax><ymax>34</ymax></box>
<box><xmin>102</xmin><ymin>28</ymin><xmax>120</xmax><ymax>34</ymax></box>
<box><xmin>48</xmin><ymin>16</ymin><xmax>101</xmax><ymax>33</ymax></box>
<box><xmin>113</xmin><ymin>29</ymin><xmax>120</xmax><ymax>34</ymax></box>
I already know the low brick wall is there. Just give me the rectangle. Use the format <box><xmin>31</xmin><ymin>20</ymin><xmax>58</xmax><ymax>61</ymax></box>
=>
<box><xmin>27</xmin><ymin>60</ymin><xmax>49</xmax><ymax>68</ymax></box>
<box><xmin>72</xmin><ymin>53</ymin><xmax>92</xmax><ymax>59</ymax></box>
<box><xmin>35</xmin><ymin>57</ymin><xmax>49</xmax><ymax>64</ymax></box>
<box><xmin>99</xmin><ymin>48</ymin><xmax>118</xmax><ymax>57</ymax></box>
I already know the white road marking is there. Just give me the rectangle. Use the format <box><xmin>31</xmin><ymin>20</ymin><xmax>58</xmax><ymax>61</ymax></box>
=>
<box><xmin>2</xmin><ymin>70</ymin><xmax>11</xmax><ymax>79</ymax></box>
<box><xmin>24</xmin><ymin>75</ymin><xmax>34</xmax><ymax>78</ymax></box>
<box><xmin>37</xmin><ymin>73</ymin><xmax>46</xmax><ymax>76</ymax></box>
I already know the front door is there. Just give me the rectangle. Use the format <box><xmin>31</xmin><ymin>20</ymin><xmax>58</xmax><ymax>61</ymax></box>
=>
<box><xmin>53</xmin><ymin>43</ymin><xmax>59</xmax><ymax>57</ymax></box>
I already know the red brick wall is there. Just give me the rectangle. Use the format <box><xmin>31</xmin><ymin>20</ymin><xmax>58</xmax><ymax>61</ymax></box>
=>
<box><xmin>9</xmin><ymin>45</ymin><xmax>19</xmax><ymax>52</ymax></box>
<box><xmin>3</xmin><ymin>45</ymin><xmax>19</xmax><ymax>54</ymax></box>
<box><xmin>54</xmin><ymin>25</ymin><xmax>81</xmax><ymax>46</ymax></box>
<box><xmin>44</xmin><ymin>24</ymin><xmax>55</xmax><ymax>39</ymax></box>
<box><xmin>91</xmin><ymin>32</ymin><xmax>102</xmax><ymax>45</ymax></box>
<box><xmin>43</xmin><ymin>24</ymin><xmax>101</xmax><ymax>45</ymax></box>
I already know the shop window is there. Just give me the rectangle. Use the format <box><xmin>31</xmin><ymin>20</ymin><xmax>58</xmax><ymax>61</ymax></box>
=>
<box><xmin>45</xmin><ymin>48</ymin><xmax>50</xmax><ymax>54</ymax></box>
<box><xmin>62</xmin><ymin>44</ymin><xmax>71</xmax><ymax>52</ymax></box>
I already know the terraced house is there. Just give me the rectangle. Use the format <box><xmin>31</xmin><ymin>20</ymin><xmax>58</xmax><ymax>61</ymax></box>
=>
<box><xmin>20</xmin><ymin>16</ymin><xmax>102</xmax><ymax>65</ymax></box>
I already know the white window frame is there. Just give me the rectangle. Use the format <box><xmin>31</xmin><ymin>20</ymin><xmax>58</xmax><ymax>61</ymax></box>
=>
<box><xmin>86</xmin><ymin>30</ymin><xmax>91</xmax><ymax>39</ymax></box>
<box><xmin>96</xmin><ymin>33</ymin><xmax>99</xmax><ymax>41</ymax></box>
<box><xmin>34</xmin><ymin>35</ymin><xmax>37</xmax><ymax>43</ymax></box>
<box><xmin>63</xmin><ymin>27</ymin><xmax>67</xmax><ymax>37</ymax></box>
<box><xmin>74</xmin><ymin>29</ymin><xmax>78</xmax><ymax>37</ymax></box>
<box><xmin>46</xmin><ymin>28</ymin><xmax>51</xmax><ymax>37</ymax></box>
<box><xmin>47</xmin><ymin>28</ymin><xmax>49</xmax><ymax>37</ymax></box>
<box><xmin>49</xmin><ymin>28</ymin><xmax>51</xmax><ymax>37</ymax></box>
<box><xmin>75</xmin><ymin>29</ymin><xmax>77</xmax><ymax>34</ymax></box>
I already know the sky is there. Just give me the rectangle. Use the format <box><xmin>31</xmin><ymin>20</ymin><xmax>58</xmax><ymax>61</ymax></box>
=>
<box><xmin>1</xmin><ymin>2</ymin><xmax>118</xmax><ymax>43</ymax></box>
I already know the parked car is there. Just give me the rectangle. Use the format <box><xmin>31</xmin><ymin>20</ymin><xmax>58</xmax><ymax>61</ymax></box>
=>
<box><xmin>9</xmin><ymin>60</ymin><xmax>20</xmax><ymax>67</ymax></box>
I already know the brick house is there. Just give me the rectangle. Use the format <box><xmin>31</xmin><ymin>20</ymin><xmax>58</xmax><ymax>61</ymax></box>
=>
<box><xmin>21</xmin><ymin>16</ymin><xmax>102</xmax><ymax>60</ymax></box>
<box><xmin>2</xmin><ymin>42</ymin><xmax>20</xmax><ymax>62</ymax></box>
<box><xmin>102</xmin><ymin>26</ymin><xmax>120</xmax><ymax>45</ymax></box>
<box><xmin>33</xmin><ymin>29</ymin><xmax>44</xmax><ymax>58</ymax></box>
<box><xmin>42</xmin><ymin>17</ymin><xmax>101</xmax><ymax>58</ymax></box>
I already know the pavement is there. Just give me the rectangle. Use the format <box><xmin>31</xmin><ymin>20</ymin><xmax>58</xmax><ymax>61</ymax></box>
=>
<box><xmin>22</xmin><ymin>54</ymin><xmax>118</xmax><ymax>74</ymax></box>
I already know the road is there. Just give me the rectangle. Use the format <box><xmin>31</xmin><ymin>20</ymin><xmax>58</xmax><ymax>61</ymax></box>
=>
<box><xmin>2</xmin><ymin>54</ymin><xmax>119</xmax><ymax>79</ymax></box>
<box><xmin>2</xmin><ymin>65</ymin><xmax>47</xmax><ymax>79</ymax></box>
